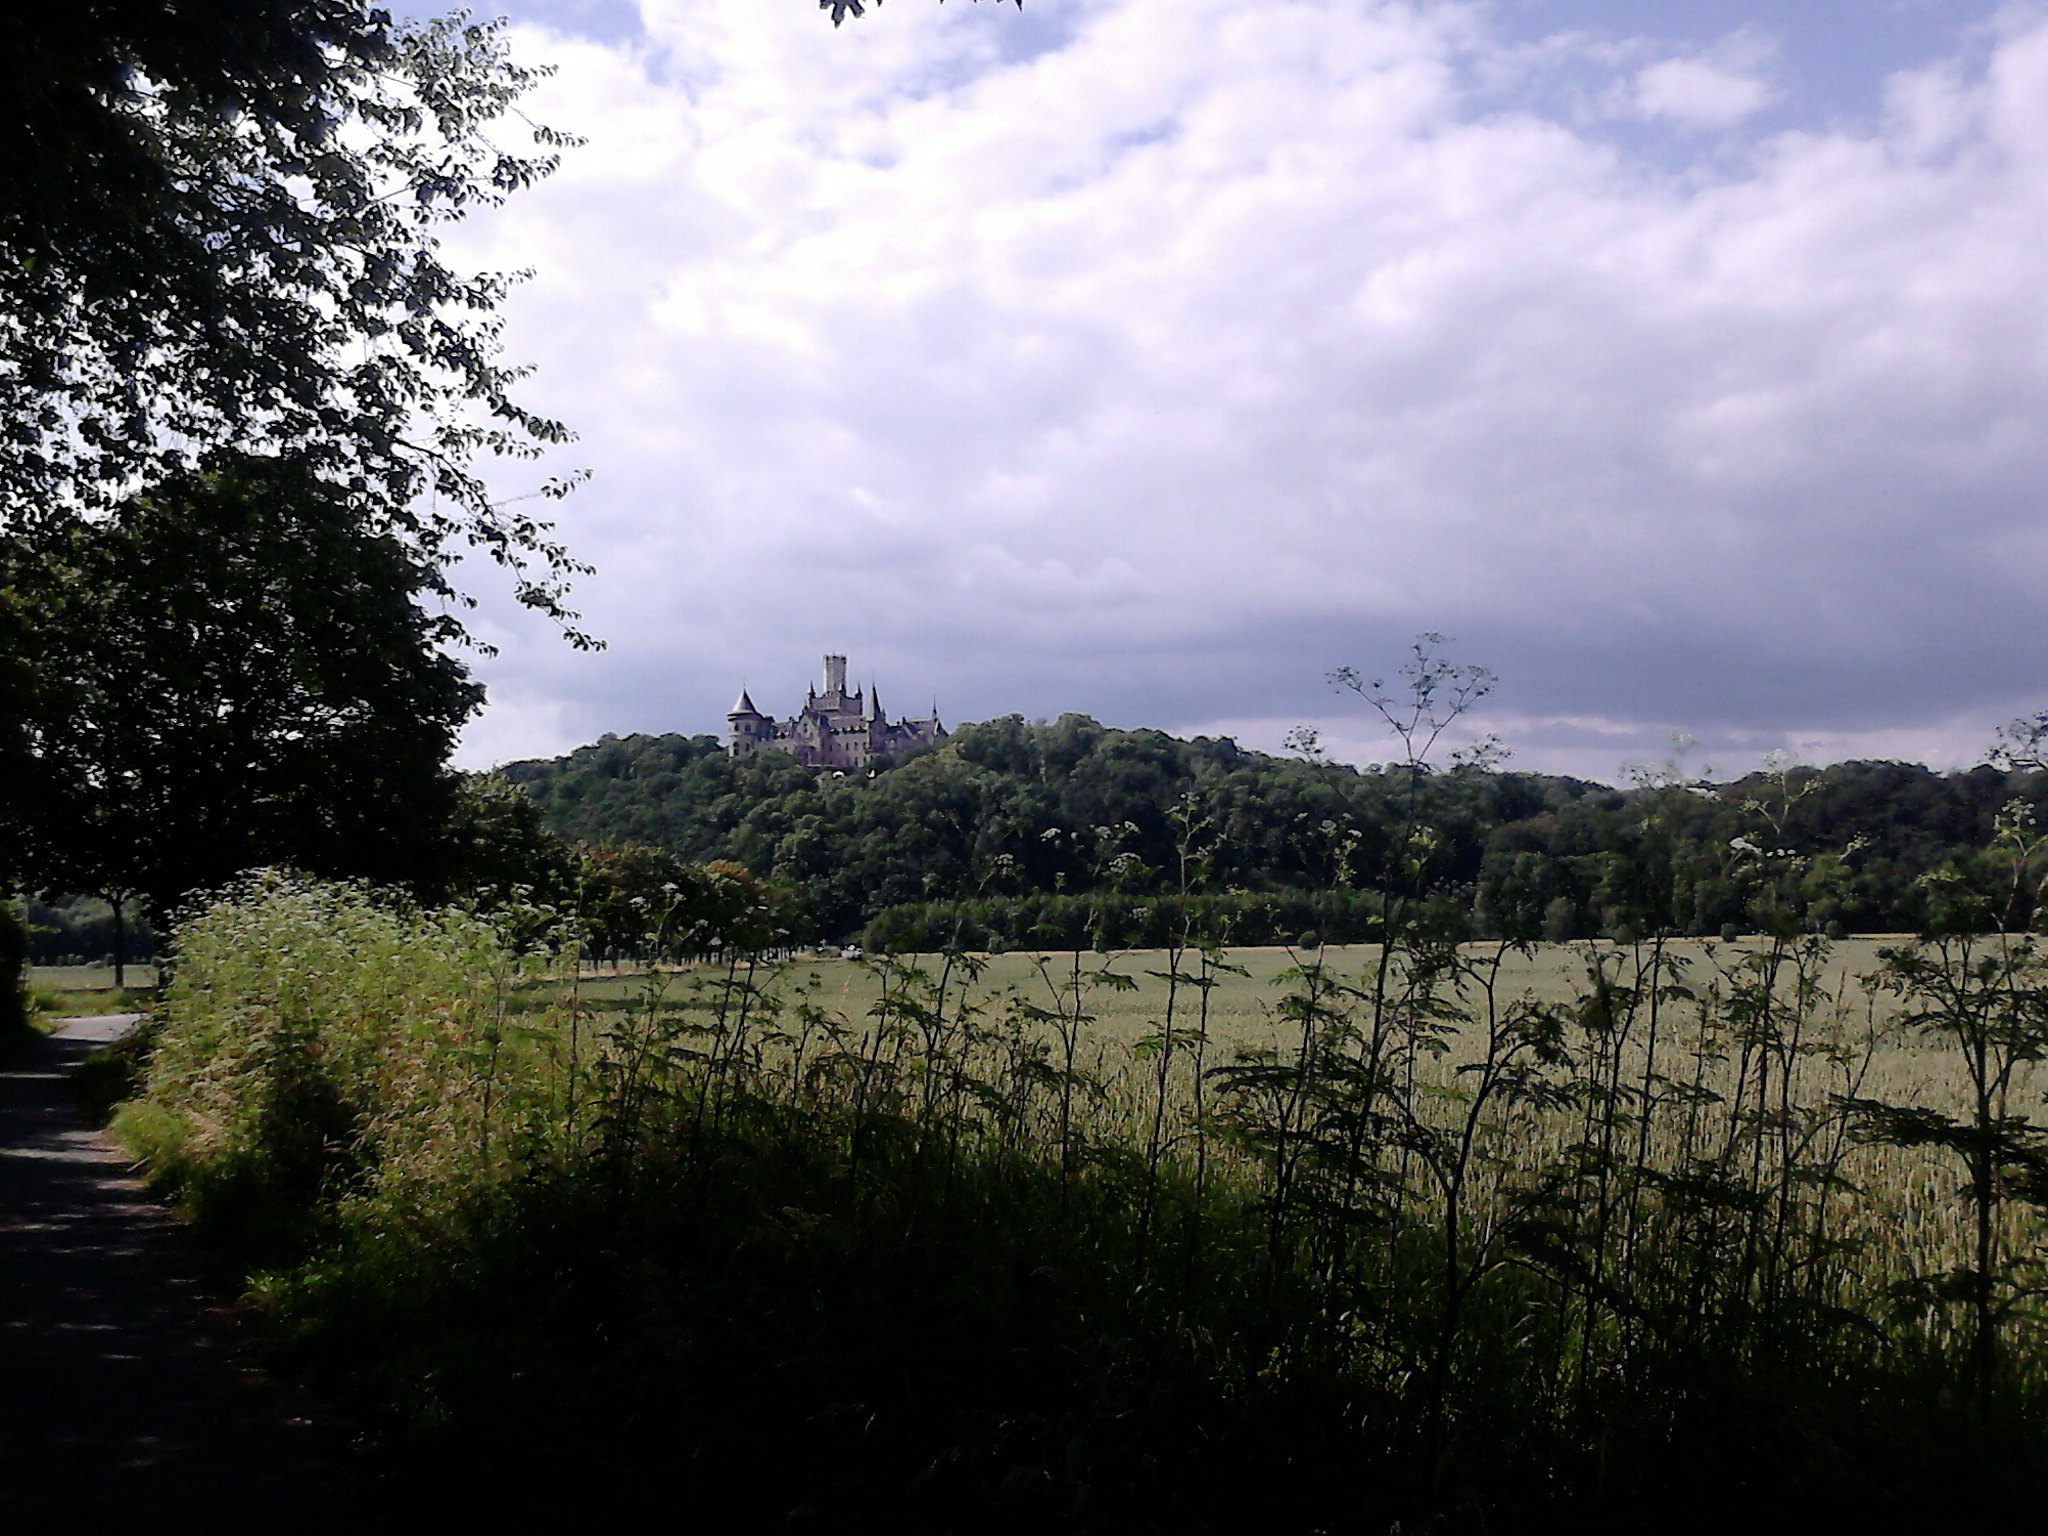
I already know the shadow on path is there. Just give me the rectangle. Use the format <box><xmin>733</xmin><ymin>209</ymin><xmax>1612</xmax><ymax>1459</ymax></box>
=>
<box><xmin>0</xmin><ymin>1020</ymin><xmax>364</xmax><ymax>1530</ymax></box>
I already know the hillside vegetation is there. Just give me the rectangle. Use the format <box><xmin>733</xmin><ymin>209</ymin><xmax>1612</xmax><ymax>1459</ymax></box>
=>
<box><xmin>504</xmin><ymin>715</ymin><xmax>2045</xmax><ymax>946</ymax></box>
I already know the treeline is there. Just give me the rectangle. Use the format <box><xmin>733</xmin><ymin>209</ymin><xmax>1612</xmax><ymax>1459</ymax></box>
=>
<box><xmin>22</xmin><ymin>895</ymin><xmax>158</xmax><ymax>967</ymax></box>
<box><xmin>2</xmin><ymin>462</ymin><xmax>590</xmax><ymax>991</ymax></box>
<box><xmin>867</xmin><ymin>889</ymin><xmax>1383</xmax><ymax>954</ymax></box>
<box><xmin>503</xmin><ymin>716</ymin><xmax>2048</xmax><ymax>945</ymax></box>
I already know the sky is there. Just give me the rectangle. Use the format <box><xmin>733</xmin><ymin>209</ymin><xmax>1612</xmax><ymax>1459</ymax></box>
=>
<box><xmin>439</xmin><ymin>0</ymin><xmax>2048</xmax><ymax>784</ymax></box>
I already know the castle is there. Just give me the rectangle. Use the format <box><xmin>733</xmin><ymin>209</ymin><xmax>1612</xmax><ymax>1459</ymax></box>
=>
<box><xmin>727</xmin><ymin>654</ymin><xmax>947</xmax><ymax>768</ymax></box>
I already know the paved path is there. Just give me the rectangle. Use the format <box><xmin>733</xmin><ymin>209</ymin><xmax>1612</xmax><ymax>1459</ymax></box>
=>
<box><xmin>0</xmin><ymin>1019</ymin><xmax>363</xmax><ymax>1529</ymax></box>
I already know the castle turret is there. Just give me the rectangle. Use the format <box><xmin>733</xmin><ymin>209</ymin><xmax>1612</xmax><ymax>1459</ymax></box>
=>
<box><xmin>822</xmin><ymin>654</ymin><xmax>848</xmax><ymax>696</ymax></box>
<box><xmin>727</xmin><ymin>687</ymin><xmax>770</xmax><ymax>757</ymax></box>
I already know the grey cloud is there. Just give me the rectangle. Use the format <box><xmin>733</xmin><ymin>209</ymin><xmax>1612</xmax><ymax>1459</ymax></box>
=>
<box><xmin>451</xmin><ymin>0</ymin><xmax>2048</xmax><ymax>783</ymax></box>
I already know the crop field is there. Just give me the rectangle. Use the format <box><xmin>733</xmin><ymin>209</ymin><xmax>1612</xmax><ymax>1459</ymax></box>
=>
<box><xmin>573</xmin><ymin>936</ymin><xmax>1924</xmax><ymax>1052</ymax></box>
<box><xmin>570</xmin><ymin>935</ymin><xmax>2048</xmax><ymax>1305</ymax></box>
<box><xmin>59</xmin><ymin>935</ymin><xmax>1920</xmax><ymax>1046</ymax></box>
<box><xmin>565</xmin><ymin>937</ymin><xmax>1996</xmax><ymax>1123</ymax></box>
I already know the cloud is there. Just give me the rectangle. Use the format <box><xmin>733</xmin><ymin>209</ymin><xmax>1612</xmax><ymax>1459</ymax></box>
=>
<box><xmin>1629</xmin><ymin>34</ymin><xmax>1781</xmax><ymax>127</ymax></box>
<box><xmin>448</xmin><ymin>0</ymin><xmax>2048</xmax><ymax>785</ymax></box>
<box><xmin>1631</xmin><ymin>57</ymin><xmax>1774</xmax><ymax>126</ymax></box>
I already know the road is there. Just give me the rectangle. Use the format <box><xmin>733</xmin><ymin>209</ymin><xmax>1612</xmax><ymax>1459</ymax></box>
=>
<box><xmin>0</xmin><ymin>1017</ymin><xmax>363</xmax><ymax>1529</ymax></box>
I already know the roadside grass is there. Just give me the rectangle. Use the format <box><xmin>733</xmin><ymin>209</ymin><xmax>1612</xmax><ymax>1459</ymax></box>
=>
<box><xmin>32</xmin><ymin>986</ymin><xmax>157</xmax><ymax>1018</ymax></box>
<box><xmin>18</xmin><ymin>967</ymin><xmax>160</xmax><ymax>1115</ymax></box>
<box><xmin>30</xmin><ymin>964</ymin><xmax>159</xmax><ymax>1034</ymax></box>
<box><xmin>71</xmin><ymin>1025</ymin><xmax>159</xmax><ymax>1124</ymax></box>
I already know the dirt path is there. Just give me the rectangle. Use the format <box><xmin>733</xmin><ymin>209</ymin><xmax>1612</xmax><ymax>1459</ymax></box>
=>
<box><xmin>0</xmin><ymin>1020</ymin><xmax>364</xmax><ymax>1529</ymax></box>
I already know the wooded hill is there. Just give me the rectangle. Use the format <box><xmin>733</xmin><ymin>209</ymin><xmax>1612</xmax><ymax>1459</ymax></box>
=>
<box><xmin>501</xmin><ymin>716</ymin><xmax>2045</xmax><ymax>949</ymax></box>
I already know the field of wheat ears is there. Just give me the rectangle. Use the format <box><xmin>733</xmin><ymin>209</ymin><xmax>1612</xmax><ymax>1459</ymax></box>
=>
<box><xmin>110</xmin><ymin>872</ymin><xmax>2048</xmax><ymax>1533</ymax></box>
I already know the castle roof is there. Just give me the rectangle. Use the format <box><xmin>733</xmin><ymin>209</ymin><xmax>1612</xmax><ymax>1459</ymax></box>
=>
<box><xmin>729</xmin><ymin>688</ymin><xmax>762</xmax><ymax>718</ymax></box>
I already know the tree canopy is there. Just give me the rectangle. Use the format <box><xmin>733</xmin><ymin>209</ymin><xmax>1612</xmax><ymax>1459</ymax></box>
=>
<box><xmin>502</xmin><ymin>718</ymin><xmax>2048</xmax><ymax>948</ymax></box>
<box><xmin>0</xmin><ymin>2</ymin><xmax>586</xmax><ymax>632</ymax></box>
<box><xmin>7</xmin><ymin>456</ymin><xmax>486</xmax><ymax>917</ymax></box>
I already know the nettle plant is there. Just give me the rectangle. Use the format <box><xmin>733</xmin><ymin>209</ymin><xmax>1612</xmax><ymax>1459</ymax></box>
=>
<box><xmin>1844</xmin><ymin>802</ymin><xmax>2048</xmax><ymax>1411</ymax></box>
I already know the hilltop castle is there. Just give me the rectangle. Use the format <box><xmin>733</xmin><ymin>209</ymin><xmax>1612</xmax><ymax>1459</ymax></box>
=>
<box><xmin>727</xmin><ymin>654</ymin><xmax>947</xmax><ymax>769</ymax></box>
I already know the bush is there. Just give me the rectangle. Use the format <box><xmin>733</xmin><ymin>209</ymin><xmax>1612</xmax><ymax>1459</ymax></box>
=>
<box><xmin>117</xmin><ymin>870</ymin><xmax>566</xmax><ymax>1259</ymax></box>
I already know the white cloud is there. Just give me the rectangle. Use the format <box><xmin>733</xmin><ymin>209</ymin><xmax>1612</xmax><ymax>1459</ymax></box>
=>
<box><xmin>448</xmin><ymin>0</ymin><xmax>2048</xmax><ymax>780</ymax></box>
<box><xmin>1630</xmin><ymin>35</ymin><xmax>1781</xmax><ymax>128</ymax></box>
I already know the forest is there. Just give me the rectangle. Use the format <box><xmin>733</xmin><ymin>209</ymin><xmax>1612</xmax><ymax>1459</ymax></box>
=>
<box><xmin>503</xmin><ymin>714</ymin><xmax>2048</xmax><ymax>950</ymax></box>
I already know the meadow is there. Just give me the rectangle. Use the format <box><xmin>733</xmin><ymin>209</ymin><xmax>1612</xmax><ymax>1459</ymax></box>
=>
<box><xmin>28</xmin><ymin>963</ymin><xmax>158</xmax><ymax>1019</ymax></box>
<box><xmin>578</xmin><ymin>937</ymin><xmax>1923</xmax><ymax>1046</ymax></box>
<box><xmin>108</xmin><ymin>875</ymin><xmax>2048</xmax><ymax>1531</ymax></box>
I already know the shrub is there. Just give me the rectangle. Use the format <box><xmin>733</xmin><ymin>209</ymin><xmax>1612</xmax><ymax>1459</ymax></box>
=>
<box><xmin>118</xmin><ymin>870</ymin><xmax>566</xmax><ymax>1258</ymax></box>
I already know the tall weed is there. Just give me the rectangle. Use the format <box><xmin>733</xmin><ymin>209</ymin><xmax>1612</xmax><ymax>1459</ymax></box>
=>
<box><xmin>118</xmin><ymin>867</ymin><xmax>2048</xmax><ymax>1532</ymax></box>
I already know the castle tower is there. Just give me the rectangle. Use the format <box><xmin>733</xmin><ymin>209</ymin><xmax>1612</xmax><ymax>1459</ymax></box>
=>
<box><xmin>822</xmin><ymin>654</ymin><xmax>848</xmax><ymax>697</ymax></box>
<box><xmin>727</xmin><ymin>688</ymin><xmax>770</xmax><ymax>757</ymax></box>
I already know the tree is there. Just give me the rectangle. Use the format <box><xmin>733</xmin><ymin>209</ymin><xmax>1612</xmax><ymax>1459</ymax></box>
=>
<box><xmin>430</xmin><ymin>773</ymin><xmax>581</xmax><ymax>915</ymax></box>
<box><xmin>0</xmin><ymin>899</ymin><xmax>30</xmax><ymax>1042</ymax></box>
<box><xmin>9</xmin><ymin>455</ymin><xmax>485</xmax><ymax>932</ymax></box>
<box><xmin>823</xmin><ymin>0</ymin><xmax>1022</xmax><ymax>24</ymax></box>
<box><xmin>0</xmin><ymin>2</ymin><xmax>587</xmax><ymax>632</ymax></box>
<box><xmin>578</xmin><ymin>842</ymin><xmax>700</xmax><ymax>964</ymax></box>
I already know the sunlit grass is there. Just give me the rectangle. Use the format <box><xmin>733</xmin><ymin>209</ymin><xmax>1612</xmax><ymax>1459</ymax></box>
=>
<box><xmin>575</xmin><ymin>936</ymin><xmax>1924</xmax><ymax>1050</ymax></box>
<box><xmin>31</xmin><ymin>962</ymin><xmax>159</xmax><ymax>999</ymax></box>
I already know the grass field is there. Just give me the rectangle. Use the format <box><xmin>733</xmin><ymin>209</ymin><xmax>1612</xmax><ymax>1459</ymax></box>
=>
<box><xmin>572</xmin><ymin>936</ymin><xmax>1926</xmax><ymax>1052</ymax></box>
<box><xmin>29</xmin><ymin>964</ymin><xmax>158</xmax><ymax>1019</ymax></box>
